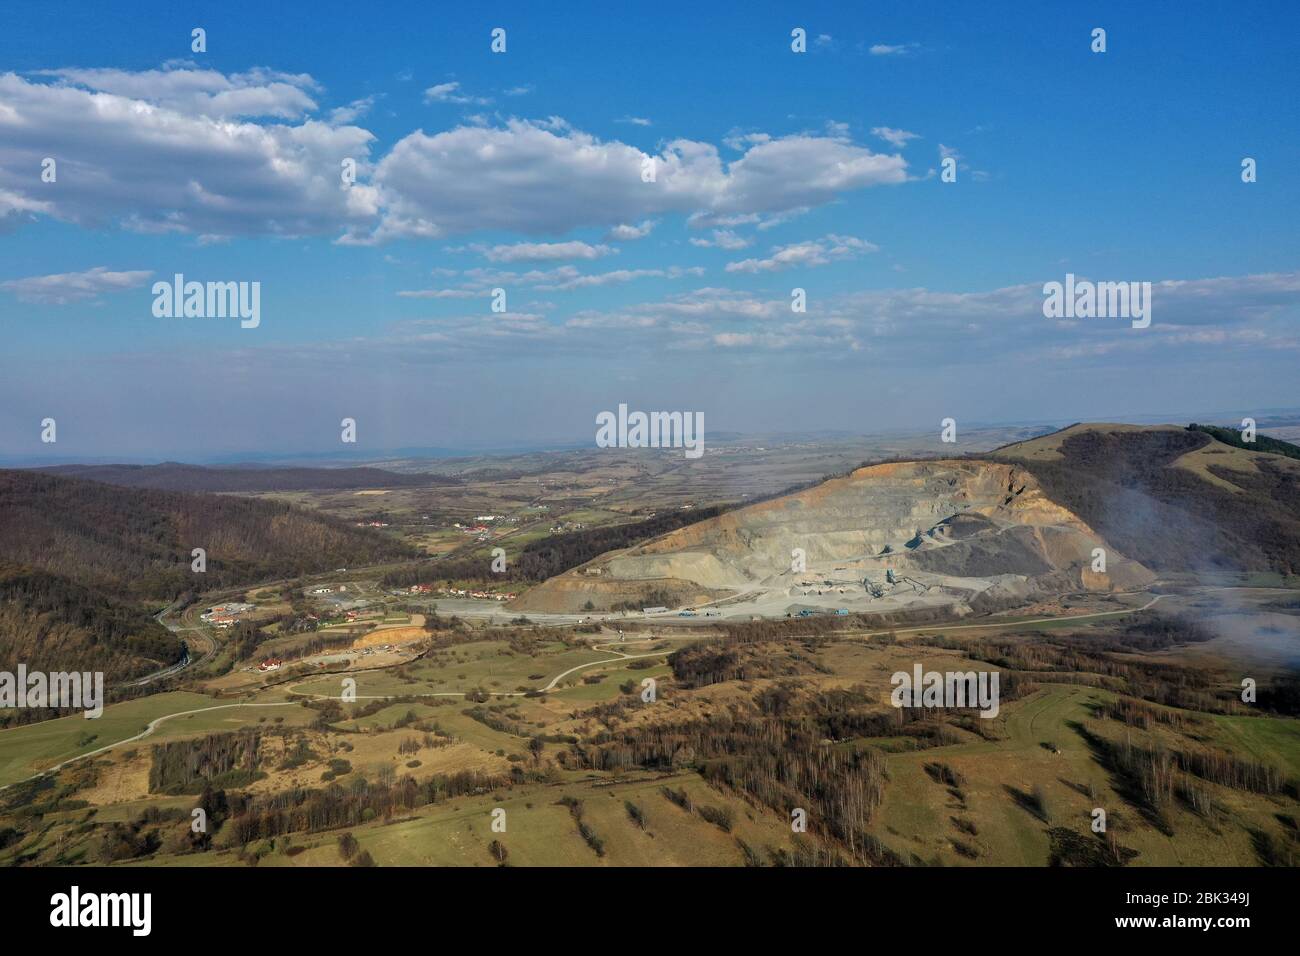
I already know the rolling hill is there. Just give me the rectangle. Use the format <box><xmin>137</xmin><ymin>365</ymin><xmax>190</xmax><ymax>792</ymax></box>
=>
<box><xmin>991</xmin><ymin>424</ymin><xmax>1300</xmax><ymax>576</ymax></box>
<box><xmin>0</xmin><ymin>469</ymin><xmax>417</xmax><ymax>599</ymax></box>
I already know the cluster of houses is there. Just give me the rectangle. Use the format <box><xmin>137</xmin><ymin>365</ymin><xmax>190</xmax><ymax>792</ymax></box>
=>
<box><xmin>257</xmin><ymin>658</ymin><xmax>283</xmax><ymax>673</ymax></box>
<box><xmin>354</xmin><ymin>520</ymin><xmax>390</xmax><ymax>528</ymax></box>
<box><xmin>201</xmin><ymin>602</ymin><xmax>256</xmax><ymax>628</ymax></box>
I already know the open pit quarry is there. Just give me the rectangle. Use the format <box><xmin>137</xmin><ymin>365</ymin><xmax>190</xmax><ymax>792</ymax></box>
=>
<box><xmin>511</xmin><ymin>459</ymin><xmax>1155</xmax><ymax>620</ymax></box>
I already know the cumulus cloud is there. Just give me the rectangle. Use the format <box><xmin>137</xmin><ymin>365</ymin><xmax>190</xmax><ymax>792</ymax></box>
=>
<box><xmin>34</xmin><ymin>63</ymin><xmax>320</xmax><ymax>118</ymax></box>
<box><xmin>725</xmin><ymin>234</ymin><xmax>878</xmax><ymax>273</ymax></box>
<box><xmin>0</xmin><ymin>266</ymin><xmax>153</xmax><ymax>304</ymax></box>
<box><xmin>0</xmin><ymin>65</ymin><xmax>910</xmax><ymax>244</ymax></box>
<box><xmin>356</xmin><ymin>120</ymin><xmax>907</xmax><ymax>242</ymax></box>
<box><xmin>0</xmin><ymin>68</ymin><xmax>379</xmax><ymax>239</ymax></box>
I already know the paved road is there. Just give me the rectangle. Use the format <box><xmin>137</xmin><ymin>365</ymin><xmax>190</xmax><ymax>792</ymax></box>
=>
<box><xmin>125</xmin><ymin>601</ymin><xmax>219</xmax><ymax>688</ymax></box>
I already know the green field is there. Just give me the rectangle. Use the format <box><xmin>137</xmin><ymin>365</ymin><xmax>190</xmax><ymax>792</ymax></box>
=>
<box><xmin>871</xmin><ymin>684</ymin><xmax>1299</xmax><ymax>866</ymax></box>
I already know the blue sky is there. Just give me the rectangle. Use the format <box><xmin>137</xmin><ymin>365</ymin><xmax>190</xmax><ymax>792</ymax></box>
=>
<box><xmin>1</xmin><ymin>0</ymin><xmax>1297</xmax><ymax>460</ymax></box>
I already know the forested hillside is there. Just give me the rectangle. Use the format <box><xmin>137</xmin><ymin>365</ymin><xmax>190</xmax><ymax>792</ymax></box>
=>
<box><xmin>0</xmin><ymin>470</ymin><xmax>416</xmax><ymax>599</ymax></box>
<box><xmin>0</xmin><ymin>563</ymin><xmax>182</xmax><ymax>716</ymax></box>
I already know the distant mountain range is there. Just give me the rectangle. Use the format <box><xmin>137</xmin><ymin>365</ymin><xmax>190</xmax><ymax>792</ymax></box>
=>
<box><xmin>33</xmin><ymin>462</ymin><xmax>457</xmax><ymax>493</ymax></box>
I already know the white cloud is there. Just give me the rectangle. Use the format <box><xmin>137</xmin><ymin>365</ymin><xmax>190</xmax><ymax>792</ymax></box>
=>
<box><xmin>35</xmin><ymin>64</ymin><xmax>320</xmax><ymax>118</ymax></box>
<box><xmin>477</xmin><ymin>241</ymin><xmax>615</xmax><ymax>263</ymax></box>
<box><xmin>0</xmin><ymin>66</ymin><xmax>912</xmax><ymax>245</ymax></box>
<box><xmin>606</xmin><ymin>220</ymin><xmax>656</xmax><ymax>241</ymax></box>
<box><xmin>358</xmin><ymin>120</ymin><xmax>907</xmax><ymax>242</ymax></box>
<box><xmin>292</xmin><ymin>271</ymin><xmax>1300</xmax><ymax>367</ymax></box>
<box><xmin>0</xmin><ymin>266</ymin><xmax>153</xmax><ymax>304</ymax></box>
<box><xmin>722</xmin><ymin>131</ymin><xmax>772</xmax><ymax>151</ymax></box>
<box><xmin>869</xmin><ymin>43</ymin><xmax>917</xmax><ymax>56</ymax></box>
<box><xmin>872</xmin><ymin>126</ymin><xmax>919</xmax><ymax>148</ymax></box>
<box><xmin>329</xmin><ymin>95</ymin><xmax>378</xmax><ymax>124</ymax></box>
<box><xmin>0</xmin><ymin>187</ymin><xmax>50</xmax><ymax>231</ymax></box>
<box><xmin>0</xmin><ymin>68</ymin><xmax>379</xmax><ymax>239</ymax></box>
<box><xmin>535</xmin><ymin>266</ymin><xmax>703</xmax><ymax>291</ymax></box>
<box><xmin>714</xmin><ymin>332</ymin><xmax>754</xmax><ymax>347</ymax></box>
<box><xmin>725</xmin><ymin>234</ymin><xmax>878</xmax><ymax>273</ymax></box>
<box><xmin>395</xmin><ymin>288</ymin><xmax>481</xmax><ymax>299</ymax></box>
<box><xmin>423</xmin><ymin>81</ymin><xmax>491</xmax><ymax>105</ymax></box>
<box><xmin>690</xmin><ymin>229</ymin><xmax>752</xmax><ymax>250</ymax></box>
<box><xmin>396</xmin><ymin>263</ymin><xmax>704</xmax><ymax>296</ymax></box>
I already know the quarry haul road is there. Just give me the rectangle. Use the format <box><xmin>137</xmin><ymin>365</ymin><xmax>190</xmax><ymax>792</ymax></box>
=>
<box><xmin>3</xmin><ymin>586</ymin><xmax>1271</xmax><ymax>791</ymax></box>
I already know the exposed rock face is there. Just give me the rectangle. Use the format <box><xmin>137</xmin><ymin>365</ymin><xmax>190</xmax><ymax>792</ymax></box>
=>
<box><xmin>512</xmin><ymin>460</ymin><xmax>1154</xmax><ymax>616</ymax></box>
